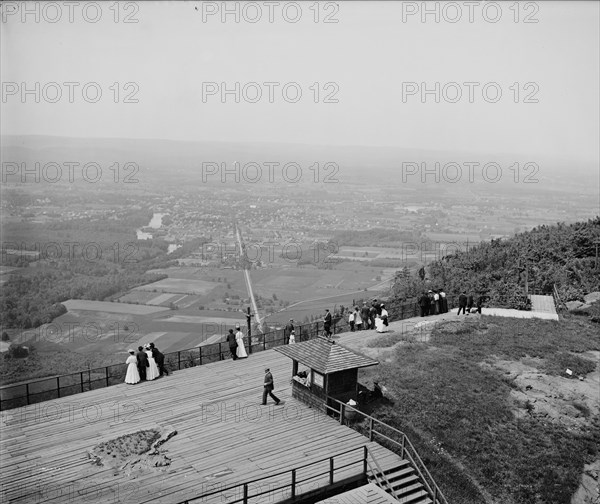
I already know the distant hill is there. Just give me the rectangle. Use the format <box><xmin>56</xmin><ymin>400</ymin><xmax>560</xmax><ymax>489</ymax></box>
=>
<box><xmin>390</xmin><ymin>217</ymin><xmax>600</xmax><ymax>308</ymax></box>
<box><xmin>2</xmin><ymin>134</ymin><xmax>596</xmax><ymax>192</ymax></box>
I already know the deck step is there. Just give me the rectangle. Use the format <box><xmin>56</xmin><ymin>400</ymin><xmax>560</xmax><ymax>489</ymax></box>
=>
<box><xmin>368</xmin><ymin>462</ymin><xmax>433</xmax><ymax>503</ymax></box>
<box><xmin>395</xmin><ymin>488</ymin><xmax>431</xmax><ymax>504</ymax></box>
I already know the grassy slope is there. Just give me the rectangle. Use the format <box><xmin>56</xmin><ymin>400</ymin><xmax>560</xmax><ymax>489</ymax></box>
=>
<box><xmin>359</xmin><ymin>314</ymin><xmax>600</xmax><ymax>504</ymax></box>
<box><xmin>0</xmin><ymin>340</ymin><xmax>125</xmax><ymax>384</ymax></box>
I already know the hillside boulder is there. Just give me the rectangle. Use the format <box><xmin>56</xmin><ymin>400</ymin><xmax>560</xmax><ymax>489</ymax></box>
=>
<box><xmin>583</xmin><ymin>292</ymin><xmax>600</xmax><ymax>304</ymax></box>
<box><xmin>566</xmin><ymin>301</ymin><xmax>585</xmax><ymax>311</ymax></box>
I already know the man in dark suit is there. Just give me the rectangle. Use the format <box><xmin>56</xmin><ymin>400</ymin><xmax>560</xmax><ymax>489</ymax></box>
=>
<box><xmin>284</xmin><ymin>319</ymin><xmax>294</xmax><ymax>344</ymax></box>
<box><xmin>419</xmin><ymin>292</ymin><xmax>430</xmax><ymax>317</ymax></box>
<box><xmin>361</xmin><ymin>303</ymin><xmax>370</xmax><ymax>329</ymax></box>
<box><xmin>227</xmin><ymin>329</ymin><xmax>238</xmax><ymax>360</ymax></box>
<box><xmin>467</xmin><ymin>294</ymin><xmax>474</xmax><ymax>314</ymax></box>
<box><xmin>150</xmin><ymin>343</ymin><xmax>169</xmax><ymax>376</ymax></box>
<box><xmin>457</xmin><ymin>292</ymin><xmax>468</xmax><ymax>315</ymax></box>
<box><xmin>323</xmin><ymin>309</ymin><xmax>332</xmax><ymax>338</ymax></box>
<box><xmin>136</xmin><ymin>346</ymin><xmax>148</xmax><ymax>381</ymax></box>
<box><xmin>372</xmin><ymin>299</ymin><xmax>382</xmax><ymax>315</ymax></box>
<box><xmin>262</xmin><ymin>368</ymin><xmax>280</xmax><ymax>405</ymax></box>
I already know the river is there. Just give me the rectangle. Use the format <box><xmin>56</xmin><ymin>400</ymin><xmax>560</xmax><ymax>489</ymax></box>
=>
<box><xmin>137</xmin><ymin>213</ymin><xmax>182</xmax><ymax>254</ymax></box>
<box><xmin>136</xmin><ymin>213</ymin><xmax>163</xmax><ymax>240</ymax></box>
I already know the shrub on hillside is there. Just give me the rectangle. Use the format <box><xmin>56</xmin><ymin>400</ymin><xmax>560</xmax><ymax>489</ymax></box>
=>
<box><xmin>4</xmin><ymin>344</ymin><xmax>31</xmax><ymax>359</ymax></box>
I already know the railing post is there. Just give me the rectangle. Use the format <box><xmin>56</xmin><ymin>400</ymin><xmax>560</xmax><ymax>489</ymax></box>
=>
<box><xmin>178</xmin><ymin>351</ymin><xmax>181</xmax><ymax>370</ymax></box>
<box><xmin>339</xmin><ymin>403</ymin><xmax>345</xmax><ymax>424</ymax></box>
<box><xmin>26</xmin><ymin>383</ymin><xmax>30</xmax><ymax>405</ymax></box>
<box><xmin>105</xmin><ymin>367</ymin><xmax>109</xmax><ymax>387</ymax></box>
<box><xmin>243</xmin><ymin>483</ymin><xmax>248</xmax><ymax>503</ymax></box>
<box><xmin>363</xmin><ymin>445</ymin><xmax>368</xmax><ymax>475</ymax></box>
<box><xmin>369</xmin><ymin>418</ymin><xmax>374</xmax><ymax>442</ymax></box>
<box><xmin>329</xmin><ymin>457</ymin><xmax>334</xmax><ymax>485</ymax></box>
<box><xmin>56</xmin><ymin>377</ymin><xmax>60</xmax><ymax>398</ymax></box>
<box><xmin>198</xmin><ymin>346</ymin><xmax>202</xmax><ymax>365</ymax></box>
<box><xmin>401</xmin><ymin>434</ymin><xmax>406</xmax><ymax>459</ymax></box>
<box><xmin>80</xmin><ymin>372</ymin><xmax>84</xmax><ymax>393</ymax></box>
<box><xmin>291</xmin><ymin>468</ymin><xmax>296</xmax><ymax>499</ymax></box>
<box><xmin>434</xmin><ymin>485</ymin><xmax>438</xmax><ymax>504</ymax></box>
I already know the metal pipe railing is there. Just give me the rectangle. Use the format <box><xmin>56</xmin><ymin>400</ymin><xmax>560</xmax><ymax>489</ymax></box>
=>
<box><xmin>324</xmin><ymin>396</ymin><xmax>449</xmax><ymax>504</ymax></box>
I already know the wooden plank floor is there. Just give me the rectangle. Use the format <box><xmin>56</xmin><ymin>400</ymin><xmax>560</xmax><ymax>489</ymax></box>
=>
<box><xmin>1</xmin><ymin>347</ymin><xmax>405</xmax><ymax>504</ymax></box>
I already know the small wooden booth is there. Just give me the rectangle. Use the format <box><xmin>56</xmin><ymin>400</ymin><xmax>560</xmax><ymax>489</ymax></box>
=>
<box><xmin>274</xmin><ymin>336</ymin><xmax>379</xmax><ymax>413</ymax></box>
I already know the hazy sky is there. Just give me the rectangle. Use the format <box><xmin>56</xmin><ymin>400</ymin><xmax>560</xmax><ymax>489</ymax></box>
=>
<box><xmin>1</xmin><ymin>1</ymin><xmax>599</xmax><ymax>164</ymax></box>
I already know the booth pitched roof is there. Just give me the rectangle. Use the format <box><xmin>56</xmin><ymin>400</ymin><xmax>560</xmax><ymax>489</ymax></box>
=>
<box><xmin>274</xmin><ymin>337</ymin><xmax>378</xmax><ymax>374</ymax></box>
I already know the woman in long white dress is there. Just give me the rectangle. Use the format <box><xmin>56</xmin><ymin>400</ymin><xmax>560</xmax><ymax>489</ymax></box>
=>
<box><xmin>236</xmin><ymin>329</ymin><xmax>248</xmax><ymax>359</ymax></box>
<box><xmin>375</xmin><ymin>314</ymin><xmax>385</xmax><ymax>333</ymax></box>
<box><xmin>145</xmin><ymin>344</ymin><xmax>160</xmax><ymax>380</ymax></box>
<box><xmin>125</xmin><ymin>350</ymin><xmax>140</xmax><ymax>384</ymax></box>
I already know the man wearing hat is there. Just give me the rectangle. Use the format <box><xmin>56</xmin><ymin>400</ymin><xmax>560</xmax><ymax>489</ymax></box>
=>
<box><xmin>227</xmin><ymin>328</ymin><xmax>238</xmax><ymax>360</ymax></box>
<box><xmin>136</xmin><ymin>346</ymin><xmax>149</xmax><ymax>381</ymax></box>
<box><xmin>262</xmin><ymin>368</ymin><xmax>281</xmax><ymax>405</ymax></box>
<box><xmin>150</xmin><ymin>342</ymin><xmax>168</xmax><ymax>376</ymax></box>
<box><xmin>361</xmin><ymin>302</ymin><xmax>370</xmax><ymax>329</ymax></box>
<box><xmin>323</xmin><ymin>309</ymin><xmax>332</xmax><ymax>338</ymax></box>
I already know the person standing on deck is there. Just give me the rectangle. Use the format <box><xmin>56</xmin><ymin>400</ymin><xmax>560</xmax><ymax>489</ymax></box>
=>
<box><xmin>354</xmin><ymin>307</ymin><xmax>363</xmax><ymax>331</ymax></box>
<box><xmin>236</xmin><ymin>324</ymin><xmax>248</xmax><ymax>359</ymax></box>
<box><xmin>369</xmin><ymin>305</ymin><xmax>377</xmax><ymax>330</ymax></box>
<box><xmin>262</xmin><ymin>368</ymin><xmax>281</xmax><ymax>405</ymax></box>
<box><xmin>467</xmin><ymin>294</ymin><xmax>474</xmax><ymax>314</ymax></box>
<box><xmin>227</xmin><ymin>329</ymin><xmax>238</xmax><ymax>360</ymax></box>
<box><xmin>380</xmin><ymin>303</ymin><xmax>389</xmax><ymax>327</ymax></box>
<box><xmin>419</xmin><ymin>292</ymin><xmax>430</xmax><ymax>317</ymax></box>
<box><xmin>150</xmin><ymin>343</ymin><xmax>169</xmax><ymax>376</ymax></box>
<box><xmin>428</xmin><ymin>291</ymin><xmax>436</xmax><ymax>316</ymax></box>
<box><xmin>284</xmin><ymin>319</ymin><xmax>295</xmax><ymax>344</ymax></box>
<box><xmin>125</xmin><ymin>350</ymin><xmax>141</xmax><ymax>384</ymax></box>
<box><xmin>136</xmin><ymin>346</ymin><xmax>148</xmax><ymax>381</ymax></box>
<box><xmin>323</xmin><ymin>309</ymin><xmax>333</xmax><ymax>338</ymax></box>
<box><xmin>457</xmin><ymin>292</ymin><xmax>468</xmax><ymax>315</ymax></box>
<box><xmin>440</xmin><ymin>289</ymin><xmax>448</xmax><ymax>313</ymax></box>
<box><xmin>361</xmin><ymin>302</ymin><xmax>370</xmax><ymax>329</ymax></box>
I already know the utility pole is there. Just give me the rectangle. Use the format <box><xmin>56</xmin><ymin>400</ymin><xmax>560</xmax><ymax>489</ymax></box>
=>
<box><xmin>246</xmin><ymin>306</ymin><xmax>253</xmax><ymax>339</ymax></box>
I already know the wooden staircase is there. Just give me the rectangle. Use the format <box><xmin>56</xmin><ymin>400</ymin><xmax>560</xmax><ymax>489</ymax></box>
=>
<box><xmin>368</xmin><ymin>458</ymin><xmax>434</xmax><ymax>504</ymax></box>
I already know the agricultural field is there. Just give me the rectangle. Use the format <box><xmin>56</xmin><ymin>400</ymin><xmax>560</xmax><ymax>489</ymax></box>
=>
<box><xmin>133</xmin><ymin>278</ymin><xmax>216</xmax><ymax>295</ymax></box>
<box><xmin>250</xmin><ymin>264</ymin><xmax>390</xmax><ymax>302</ymax></box>
<box><xmin>62</xmin><ymin>300</ymin><xmax>169</xmax><ymax>315</ymax></box>
<box><xmin>12</xmin><ymin>302</ymin><xmax>244</xmax><ymax>357</ymax></box>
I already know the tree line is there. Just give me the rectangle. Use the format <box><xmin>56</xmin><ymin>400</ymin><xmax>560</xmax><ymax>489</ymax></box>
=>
<box><xmin>391</xmin><ymin>217</ymin><xmax>600</xmax><ymax>309</ymax></box>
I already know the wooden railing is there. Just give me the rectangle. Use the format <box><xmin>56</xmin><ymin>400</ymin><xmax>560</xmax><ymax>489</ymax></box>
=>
<box><xmin>0</xmin><ymin>320</ymin><xmax>333</xmax><ymax>411</ymax></box>
<box><xmin>0</xmin><ymin>298</ymin><xmax>436</xmax><ymax>411</ymax></box>
<box><xmin>365</xmin><ymin>448</ymin><xmax>395</xmax><ymax>498</ymax></box>
<box><xmin>178</xmin><ymin>445</ymin><xmax>369</xmax><ymax>504</ymax></box>
<box><xmin>326</xmin><ymin>396</ymin><xmax>449</xmax><ymax>504</ymax></box>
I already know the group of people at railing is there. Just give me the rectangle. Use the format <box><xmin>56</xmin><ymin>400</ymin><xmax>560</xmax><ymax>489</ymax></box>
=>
<box><xmin>418</xmin><ymin>289</ymin><xmax>448</xmax><ymax>317</ymax></box>
<box><xmin>125</xmin><ymin>343</ymin><xmax>169</xmax><ymax>384</ymax></box>
<box><xmin>347</xmin><ymin>299</ymin><xmax>389</xmax><ymax>333</ymax></box>
<box><xmin>226</xmin><ymin>323</ymin><xmax>249</xmax><ymax>360</ymax></box>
